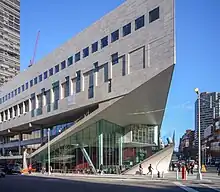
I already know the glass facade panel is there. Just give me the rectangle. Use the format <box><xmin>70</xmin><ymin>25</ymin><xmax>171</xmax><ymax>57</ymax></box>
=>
<box><xmin>31</xmin><ymin>120</ymin><xmax>159</xmax><ymax>174</ymax></box>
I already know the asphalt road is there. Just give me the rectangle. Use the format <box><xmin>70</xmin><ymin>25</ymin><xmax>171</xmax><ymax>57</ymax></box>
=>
<box><xmin>0</xmin><ymin>175</ymin><xmax>184</xmax><ymax>192</ymax></box>
<box><xmin>0</xmin><ymin>175</ymin><xmax>220</xmax><ymax>192</ymax></box>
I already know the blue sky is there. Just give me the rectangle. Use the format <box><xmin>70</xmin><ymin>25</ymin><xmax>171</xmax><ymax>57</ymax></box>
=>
<box><xmin>20</xmin><ymin>0</ymin><xmax>220</xmax><ymax>145</ymax></box>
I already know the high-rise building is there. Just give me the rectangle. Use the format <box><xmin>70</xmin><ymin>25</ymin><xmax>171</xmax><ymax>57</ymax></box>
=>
<box><xmin>195</xmin><ymin>92</ymin><xmax>220</xmax><ymax>146</ymax></box>
<box><xmin>0</xmin><ymin>0</ymin><xmax>20</xmax><ymax>86</ymax></box>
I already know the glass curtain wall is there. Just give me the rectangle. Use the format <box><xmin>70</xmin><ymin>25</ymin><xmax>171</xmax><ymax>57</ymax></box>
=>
<box><xmin>32</xmin><ymin>119</ymin><xmax>124</xmax><ymax>173</ymax></box>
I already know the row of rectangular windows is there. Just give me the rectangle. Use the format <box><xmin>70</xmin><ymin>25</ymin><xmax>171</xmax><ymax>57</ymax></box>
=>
<box><xmin>0</xmin><ymin>6</ymin><xmax>160</xmax><ymax>105</ymax></box>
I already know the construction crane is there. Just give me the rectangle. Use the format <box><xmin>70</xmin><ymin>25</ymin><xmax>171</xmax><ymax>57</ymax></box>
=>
<box><xmin>28</xmin><ymin>30</ymin><xmax>40</xmax><ymax>67</ymax></box>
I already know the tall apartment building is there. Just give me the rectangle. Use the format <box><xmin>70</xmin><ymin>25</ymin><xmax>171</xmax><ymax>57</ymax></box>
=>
<box><xmin>0</xmin><ymin>0</ymin><xmax>20</xmax><ymax>86</ymax></box>
<box><xmin>195</xmin><ymin>92</ymin><xmax>220</xmax><ymax>146</ymax></box>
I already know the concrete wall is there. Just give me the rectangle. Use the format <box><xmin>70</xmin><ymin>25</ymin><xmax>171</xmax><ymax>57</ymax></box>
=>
<box><xmin>123</xmin><ymin>144</ymin><xmax>174</xmax><ymax>175</ymax></box>
<box><xmin>0</xmin><ymin>0</ymin><xmax>175</xmax><ymax>134</ymax></box>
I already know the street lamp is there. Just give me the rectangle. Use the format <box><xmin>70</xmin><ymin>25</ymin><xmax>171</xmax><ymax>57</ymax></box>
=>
<box><xmin>194</xmin><ymin>88</ymin><xmax>202</xmax><ymax>180</ymax></box>
<box><xmin>47</xmin><ymin>128</ymin><xmax>51</xmax><ymax>175</ymax></box>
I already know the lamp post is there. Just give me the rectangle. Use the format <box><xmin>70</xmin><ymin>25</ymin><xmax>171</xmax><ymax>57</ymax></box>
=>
<box><xmin>194</xmin><ymin>88</ymin><xmax>202</xmax><ymax>180</ymax></box>
<box><xmin>47</xmin><ymin>128</ymin><xmax>51</xmax><ymax>175</ymax></box>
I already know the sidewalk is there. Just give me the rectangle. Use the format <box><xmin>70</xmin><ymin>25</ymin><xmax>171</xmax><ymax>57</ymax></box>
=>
<box><xmin>28</xmin><ymin>172</ymin><xmax>213</xmax><ymax>184</ymax></box>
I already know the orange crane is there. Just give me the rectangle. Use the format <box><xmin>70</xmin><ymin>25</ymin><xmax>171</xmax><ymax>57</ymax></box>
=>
<box><xmin>28</xmin><ymin>30</ymin><xmax>40</xmax><ymax>67</ymax></box>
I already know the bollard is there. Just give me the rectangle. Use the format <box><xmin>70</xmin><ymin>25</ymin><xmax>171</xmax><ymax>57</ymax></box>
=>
<box><xmin>162</xmin><ymin>171</ymin><xmax>164</xmax><ymax>178</ymax></box>
<box><xmin>157</xmin><ymin>171</ymin><xmax>160</xmax><ymax>178</ymax></box>
<box><xmin>185</xmin><ymin>170</ymin><xmax>188</xmax><ymax>180</ymax></box>
<box><xmin>176</xmin><ymin>169</ymin><xmax>179</xmax><ymax>180</ymax></box>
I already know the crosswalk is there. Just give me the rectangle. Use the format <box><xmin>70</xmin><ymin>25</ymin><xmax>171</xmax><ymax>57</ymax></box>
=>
<box><xmin>174</xmin><ymin>181</ymin><xmax>220</xmax><ymax>192</ymax></box>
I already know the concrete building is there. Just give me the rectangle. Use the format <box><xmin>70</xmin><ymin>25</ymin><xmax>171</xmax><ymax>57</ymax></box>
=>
<box><xmin>0</xmin><ymin>0</ymin><xmax>20</xmax><ymax>86</ymax></box>
<box><xmin>195</xmin><ymin>92</ymin><xmax>220</xmax><ymax>146</ymax></box>
<box><xmin>0</xmin><ymin>0</ymin><xmax>175</xmax><ymax>173</ymax></box>
<box><xmin>202</xmin><ymin>117</ymin><xmax>220</xmax><ymax>164</ymax></box>
<box><xmin>179</xmin><ymin>129</ymin><xmax>196</xmax><ymax>160</ymax></box>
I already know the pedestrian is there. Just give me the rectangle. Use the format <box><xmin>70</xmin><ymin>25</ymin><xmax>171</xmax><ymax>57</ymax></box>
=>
<box><xmin>190</xmin><ymin>163</ymin><xmax>194</xmax><ymax>175</ymax></box>
<box><xmin>147</xmin><ymin>164</ymin><xmax>153</xmax><ymax>175</ymax></box>
<box><xmin>139</xmin><ymin>164</ymin><xmax>143</xmax><ymax>175</ymax></box>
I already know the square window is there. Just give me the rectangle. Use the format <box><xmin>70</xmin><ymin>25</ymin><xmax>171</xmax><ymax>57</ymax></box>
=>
<box><xmin>34</xmin><ymin>77</ymin><xmax>38</xmax><ymax>84</ymax></box>
<box><xmin>22</xmin><ymin>84</ymin><xmax>25</xmax><ymax>91</ymax></box>
<box><xmin>67</xmin><ymin>56</ymin><xmax>73</xmax><ymax>66</ymax></box>
<box><xmin>135</xmin><ymin>15</ymin><xmax>145</xmax><ymax>30</ymax></box>
<box><xmin>49</xmin><ymin>68</ymin><xmax>53</xmax><ymax>76</ymax></box>
<box><xmin>111</xmin><ymin>30</ymin><xmax>119</xmax><ymax>43</ymax></box>
<box><xmin>111</xmin><ymin>52</ymin><xmax>119</xmax><ymax>65</ymax></box>
<box><xmin>83</xmin><ymin>47</ymin><xmax>89</xmax><ymax>58</ymax></box>
<box><xmin>123</xmin><ymin>23</ymin><xmax>131</xmax><ymax>36</ymax></box>
<box><xmin>61</xmin><ymin>60</ymin><xmax>66</xmax><ymax>69</ymax></box>
<box><xmin>30</xmin><ymin>80</ymin><xmax>33</xmax><ymax>87</ymax></box>
<box><xmin>75</xmin><ymin>52</ymin><xmax>80</xmax><ymax>62</ymax></box>
<box><xmin>149</xmin><ymin>7</ymin><xmax>160</xmax><ymax>23</ymax></box>
<box><xmin>18</xmin><ymin>87</ymin><xmax>21</xmax><ymax>94</ymax></box>
<box><xmin>26</xmin><ymin>82</ymin><xmax>28</xmax><ymax>89</ymax></box>
<box><xmin>92</xmin><ymin>42</ymin><xmax>98</xmax><ymax>53</ymax></box>
<box><xmin>11</xmin><ymin>91</ymin><xmax>14</xmax><ymax>97</ymax></box>
<box><xmin>39</xmin><ymin>74</ymin><xmax>42</xmax><ymax>82</ymax></box>
<box><xmin>55</xmin><ymin>64</ymin><xmax>59</xmax><ymax>73</ymax></box>
<box><xmin>101</xmin><ymin>36</ymin><xmax>108</xmax><ymax>48</ymax></box>
<box><xmin>44</xmin><ymin>71</ymin><xmax>48</xmax><ymax>79</ymax></box>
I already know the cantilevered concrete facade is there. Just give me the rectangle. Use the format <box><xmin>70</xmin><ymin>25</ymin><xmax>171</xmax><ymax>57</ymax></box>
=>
<box><xmin>0</xmin><ymin>0</ymin><xmax>175</xmax><ymax>172</ymax></box>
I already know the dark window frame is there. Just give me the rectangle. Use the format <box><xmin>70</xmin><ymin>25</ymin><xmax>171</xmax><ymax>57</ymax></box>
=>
<box><xmin>111</xmin><ymin>29</ymin><xmax>119</xmax><ymax>42</ymax></box>
<box><xmin>61</xmin><ymin>60</ymin><xmax>66</xmax><ymax>70</ymax></box>
<box><xmin>83</xmin><ymin>47</ymin><xmax>89</xmax><ymax>58</ymax></box>
<box><xmin>91</xmin><ymin>42</ymin><xmax>98</xmax><ymax>53</ymax></box>
<box><xmin>49</xmin><ymin>68</ymin><xmax>53</xmax><ymax>76</ymax></box>
<box><xmin>111</xmin><ymin>52</ymin><xmax>119</xmax><ymax>65</ymax></box>
<box><xmin>149</xmin><ymin>7</ymin><xmax>160</xmax><ymax>23</ymax></box>
<box><xmin>55</xmin><ymin>64</ymin><xmax>59</xmax><ymax>73</ymax></box>
<box><xmin>75</xmin><ymin>52</ymin><xmax>80</xmax><ymax>62</ymax></box>
<box><xmin>67</xmin><ymin>56</ymin><xmax>73</xmax><ymax>66</ymax></box>
<box><xmin>135</xmin><ymin>15</ymin><xmax>145</xmax><ymax>30</ymax></box>
<box><xmin>101</xmin><ymin>36</ymin><xmax>108</xmax><ymax>49</ymax></box>
<box><xmin>123</xmin><ymin>23</ymin><xmax>131</xmax><ymax>36</ymax></box>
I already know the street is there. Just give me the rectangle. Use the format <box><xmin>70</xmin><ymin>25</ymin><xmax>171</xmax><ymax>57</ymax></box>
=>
<box><xmin>0</xmin><ymin>174</ymin><xmax>220</xmax><ymax>192</ymax></box>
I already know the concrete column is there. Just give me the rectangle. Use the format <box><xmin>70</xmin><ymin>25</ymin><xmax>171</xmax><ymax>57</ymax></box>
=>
<box><xmin>28</xmin><ymin>99</ymin><xmax>31</xmax><ymax>112</ymax></box>
<box><xmin>59</xmin><ymin>83</ymin><xmax>63</xmax><ymax>100</ymax></box>
<box><xmin>50</xmin><ymin>88</ymin><xmax>54</xmax><ymax>103</ymax></box>
<box><xmin>23</xmin><ymin>102</ymin><xmax>25</xmax><ymax>113</ymax></box>
<box><xmin>17</xmin><ymin>104</ymin><xmax>20</xmax><ymax>116</ymax></box>
<box><xmin>12</xmin><ymin>107</ymin><xmax>15</xmax><ymax>118</ymax></box>
<box><xmin>81</xmin><ymin>73</ymin><xmax>84</xmax><ymax>91</ymax></box>
<box><xmin>3</xmin><ymin>111</ymin><xmax>6</xmax><ymax>121</ymax></box>
<box><xmin>7</xmin><ymin>109</ymin><xmax>10</xmax><ymax>120</ymax></box>
<box><xmin>42</xmin><ymin>93</ymin><xmax>46</xmax><ymax>107</ymax></box>
<box><xmin>98</xmin><ymin>133</ymin><xmax>103</xmax><ymax>167</ymax></box>
<box><xmin>94</xmin><ymin>71</ymin><xmax>98</xmax><ymax>86</ymax></box>
<box><xmin>35</xmin><ymin>95</ymin><xmax>39</xmax><ymax>109</ymax></box>
<box><xmin>118</xmin><ymin>134</ymin><xmax>123</xmax><ymax>166</ymax></box>
<box><xmin>108</xmin><ymin>62</ymin><xmax>112</xmax><ymax>79</ymax></box>
<box><xmin>70</xmin><ymin>79</ymin><xmax>73</xmax><ymax>95</ymax></box>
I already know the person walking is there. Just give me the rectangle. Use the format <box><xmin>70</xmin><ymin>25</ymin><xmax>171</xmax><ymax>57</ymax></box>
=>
<box><xmin>139</xmin><ymin>164</ymin><xmax>143</xmax><ymax>175</ymax></box>
<box><xmin>147</xmin><ymin>164</ymin><xmax>153</xmax><ymax>175</ymax></box>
